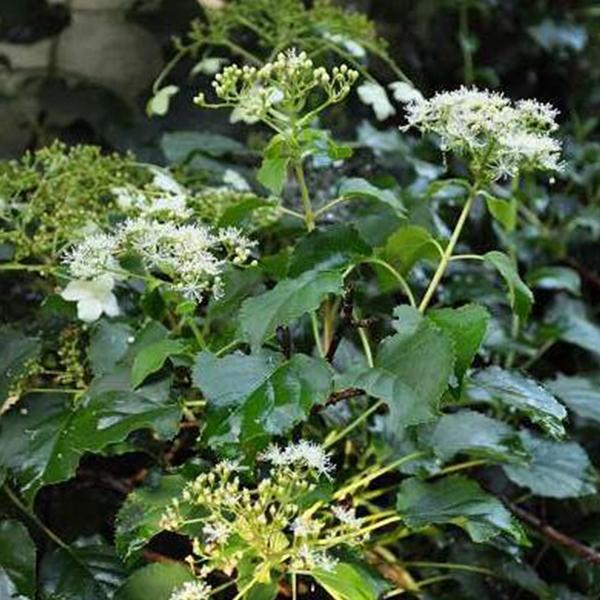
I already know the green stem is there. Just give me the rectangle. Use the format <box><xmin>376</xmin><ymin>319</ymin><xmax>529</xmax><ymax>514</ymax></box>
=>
<box><xmin>311</xmin><ymin>312</ymin><xmax>325</xmax><ymax>358</ymax></box>
<box><xmin>3</xmin><ymin>484</ymin><xmax>71</xmax><ymax>552</ymax></box>
<box><xmin>362</xmin><ymin>258</ymin><xmax>417</xmax><ymax>307</ymax></box>
<box><xmin>324</xmin><ymin>399</ymin><xmax>385</xmax><ymax>449</ymax></box>
<box><xmin>294</xmin><ymin>162</ymin><xmax>315</xmax><ymax>231</ymax></box>
<box><xmin>402</xmin><ymin>561</ymin><xmax>496</xmax><ymax>578</ymax></box>
<box><xmin>357</xmin><ymin>327</ymin><xmax>374</xmax><ymax>368</ymax></box>
<box><xmin>418</xmin><ymin>185</ymin><xmax>479</xmax><ymax>313</ymax></box>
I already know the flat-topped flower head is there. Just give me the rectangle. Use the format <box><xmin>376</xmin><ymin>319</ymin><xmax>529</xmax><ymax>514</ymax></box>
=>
<box><xmin>404</xmin><ymin>86</ymin><xmax>562</xmax><ymax>180</ymax></box>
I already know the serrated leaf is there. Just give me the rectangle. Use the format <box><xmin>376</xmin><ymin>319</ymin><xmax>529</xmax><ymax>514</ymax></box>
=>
<box><xmin>467</xmin><ymin>367</ymin><xmax>566</xmax><ymax>438</ymax></box>
<box><xmin>546</xmin><ymin>296</ymin><xmax>600</xmax><ymax>357</ymax></box>
<box><xmin>239</xmin><ymin>270</ymin><xmax>344</xmax><ymax>350</ymax></box>
<box><xmin>547</xmin><ymin>373</ymin><xmax>600</xmax><ymax>424</ymax></box>
<box><xmin>484</xmin><ymin>193</ymin><xmax>517</xmax><ymax>231</ymax></box>
<box><xmin>161</xmin><ymin>131</ymin><xmax>245</xmax><ymax>163</ymax></box>
<box><xmin>503</xmin><ymin>431</ymin><xmax>597</xmax><ymax>499</ymax></box>
<box><xmin>0</xmin><ymin>382</ymin><xmax>180</xmax><ymax>502</ymax></box>
<box><xmin>484</xmin><ymin>251</ymin><xmax>534</xmax><ymax>320</ymax></box>
<box><xmin>428</xmin><ymin>304</ymin><xmax>489</xmax><ymax>382</ymax></box>
<box><xmin>39</xmin><ymin>537</ymin><xmax>126</xmax><ymax>600</ymax></box>
<box><xmin>0</xmin><ymin>520</ymin><xmax>36</xmax><ymax>597</ymax></box>
<box><xmin>131</xmin><ymin>340</ymin><xmax>185</xmax><ymax>389</ymax></box>
<box><xmin>397</xmin><ymin>476</ymin><xmax>526</xmax><ymax>544</ymax></box>
<box><xmin>312</xmin><ymin>561</ymin><xmax>391</xmax><ymax>600</ymax></box>
<box><xmin>115</xmin><ymin>563</ymin><xmax>194</xmax><ymax>600</ymax></box>
<box><xmin>428</xmin><ymin>409</ymin><xmax>528</xmax><ymax>463</ymax></box>
<box><xmin>288</xmin><ymin>225</ymin><xmax>371</xmax><ymax>277</ymax></box>
<box><xmin>257</xmin><ymin>156</ymin><xmax>289</xmax><ymax>194</ymax></box>
<box><xmin>115</xmin><ymin>475</ymin><xmax>187</xmax><ymax>563</ymax></box>
<box><xmin>527</xmin><ymin>266</ymin><xmax>581</xmax><ymax>296</ymax></box>
<box><xmin>338</xmin><ymin>177</ymin><xmax>405</xmax><ymax>216</ymax></box>
<box><xmin>195</xmin><ymin>352</ymin><xmax>332</xmax><ymax>453</ymax></box>
<box><xmin>375</xmin><ymin>306</ymin><xmax>454</xmax><ymax>425</ymax></box>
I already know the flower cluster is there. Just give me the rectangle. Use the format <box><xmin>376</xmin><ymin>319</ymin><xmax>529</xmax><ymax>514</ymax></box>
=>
<box><xmin>404</xmin><ymin>87</ymin><xmax>562</xmax><ymax>180</ymax></box>
<box><xmin>160</xmin><ymin>442</ymin><xmax>368</xmax><ymax>595</ymax></box>
<box><xmin>61</xmin><ymin>217</ymin><xmax>256</xmax><ymax>320</ymax></box>
<box><xmin>170</xmin><ymin>580</ymin><xmax>212</xmax><ymax>600</ymax></box>
<box><xmin>195</xmin><ymin>49</ymin><xmax>358</xmax><ymax>126</ymax></box>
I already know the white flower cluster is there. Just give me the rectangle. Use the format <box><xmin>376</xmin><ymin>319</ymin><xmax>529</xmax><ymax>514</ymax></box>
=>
<box><xmin>169</xmin><ymin>580</ymin><xmax>212</xmax><ymax>600</ymax></box>
<box><xmin>159</xmin><ymin>440</ymin><xmax>367</xmax><ymax>593</ymax></box>
<box><xmin>259</xmin><ymin>440</ymin><xmax>335</xmax><ymax>479</ymax></box>
<box><xmin>404</xmin><ymin>86</ymin><xmax>562</xmax><ymax>179</ymax></box>
<box><xmin>62</xmin><ymin>218</ymin><xmax>256</xmax><ymax>315</ymax></box>
<box><xmin>196</xmin><ymin>49</ymin><xmax>358</xmax><ymax>125</ymax></box>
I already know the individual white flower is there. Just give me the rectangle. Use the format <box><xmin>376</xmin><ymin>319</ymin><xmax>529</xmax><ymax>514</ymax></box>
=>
<box><xmin>292</xmin><ymin>546</ymin><xmax>338</xmax><ymax>572</ymax></box>
<box><xmin>112</xmin><ymin>186</ymin><xmax>145</xmax><ymax>211</ymax></box>
<box><xmin>260</xmin><ymin>440</ymin><xmax>335</xmax><ymax>478</ymax></box>
<box><xmin>202</xmin><ymin>519</ymin><xmax>230</xmax><ymax>544</ymax></box>
<box><xmin>357</xmin><ymin>82</ymin><xmax>396</xmax><ymax>121</ymax></box>
<box><xmin>222</xmin><ymin>169</ymin><xmax>250</xmax><ymax>191</ymax></box>
<box><xmin>230</xmin><ymin>86</ymin><xmax>284</xmax><ymax>124</ymax></box>
<box><xmin>193</xmin><ymin>56</ymin><xmax>228</xmax><ymax>75</ymax></box>
<box><xmin>292</xmin><ymin>515</ymin><xmax>322</xmax><ymax>538</ymax></box>
<box><xmin>169</xmin><ymin>580</ymin><xmax>212</xmax><ymax>600</ymax></box>
<box><xmin>324</xmin><ymin>33</ymin><xmax>366</xmax><ymax>58</ymax></box>
<box><xmin>60</xmin><ymin>274</ymin><xmax>119</xmax><ymax>322</ymax></box>
<box><xmin>388</xmin><ymin>81</ymin><xmax>424</xmax><ymax>104</ymax></box>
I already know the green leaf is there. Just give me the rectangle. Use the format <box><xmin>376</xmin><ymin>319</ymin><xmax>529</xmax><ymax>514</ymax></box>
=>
<box><xmin>377</xmin><ymin>225</ymin><xmax>439</xmax><ymax>282</ymax></box>
<box><xmin>239</xmin><ymin>270</ymin><xmax>344</xmax><ymax>350</ymax></box>
<box><xmin>146</xmin><ymin>86</ymin><xmax>179</xmax><ymax>117</ymax></box>
<box><xmin>375</xmin><ymin>306</ymin><xmax>454</xmax><ymax>425</ymax></box>
<box><xmin>131</xmin><ymin>339</ymin><xmax>185</xmax><ymax>389</ymax></box>
<box><xmin>40</xmin><ymin>537</ymin><xmax>126</xmax><ymax>600</ymax></box>
<box><xmin>88</xmin><ymin>321</ymin><xmax>134</xmax><ymax>377</ymax></box>
<box><xmin>338</xmin><ymin>178</ymin><xmax>405</xmax><ymax>216</ymax></box>
<box><xmin>397</xmin><ymin>476</ymin><xmax>526</xmax><ymax>544</ymax></box>
<box><xmin>161</xmin><ymin>131</ymin><xmax>246</xmax><ymax>163</ymax></box>
<box><xmin>428</xmin><ymin>304</ymin><xmax>489</xmax><ymax>383</ymax></box>
<box><xmin>246</xmin><ymin>583</ymin><xmax>278</xmax><ymax>600</ymax></box>
<box><xmin>547</xmin><ymin>373</ymin><xmax>600</xmax><ymax>424</ymax></box>
<box><xmin>335</xmin><ymin>367</ymin><xmax>436</xmax><ymax>427</ymax></box>
<box><xmin>0</xmin><ymin>381</ymin><xmax>180</xmax><ymax>502</ymax></box>
<box><xmin>115</xmin><ymin>474</ymin><xmax>187</xmax><ymax>563</ymax></box>
<box><xmin>503</xmin><ymin>431</ymin><xmax>597</xmax><ymax>499</ymax></box>
<box><xmin>484</xmin><ymin>193</ymin><xmax>517</xmax><ymax>231</ymax></box>
<box><xmin>484</xmin><ymin>251</ymin><xmax>534</xmax><ymax>320</ymax></box>
<box><xmin>428</xmin><ymin>409</ymin><xmax>528</xmax><ymax>463</ymax></box>
<box><xmin>312</xmin><ymin>561</ymin><xmax>390</xmax><ymax>600</ymax></box>
<box><xmin>115</xmin><ymin>563</ymin><xmax>194</xmax><ymax>600</ymax></box>
<box><xmin>0</xmin><ymin>569</ymin><xmax>29</xmax><ymax>600</ymax></box>
<box><xmin>467</xmin><ymin>367</ymin><xmax>566</xmax><ymax>438</ymax></box>
<box><xmin>257</xmin><ymin>156</ymin><xmax>289</xmax><ymax>194</ymax></box>
<box><xmin>194</xmin><ymin>352</ymin><xmax>332</xmax><ymax>453</ymax></box>
<box><xmin>0</xmin><ymin>520</ymin><xmax>36</xmax><ymax>597</ymax></box>
<box><xmin>288</xmin><ymin>225</ymin><xmax>371</xmax><ymax>277</ymax></box>
<box><xmin>546</xmin><ymin>297</ymin><xmax>600</xmax><ymax>357</ymax></box>
<box><xmin>526</xmin><ymin>266</ymin><xmax>581</xmax><ymax>296</ymax></box>
<box><xmin>0</xmin><ymin>326</ymin><xmax>40</xmax><ymax>408</ymax></box>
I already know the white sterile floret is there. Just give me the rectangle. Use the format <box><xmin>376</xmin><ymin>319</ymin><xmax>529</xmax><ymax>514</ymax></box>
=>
<box><xmin>403</xmin><ymin>86</ymin><xmax>562</xmax><ymax>180</ymax></box>
<box><xmin>60</xmin><ymin>274</ymin><xmax>119</xmax><ymax>322</ymax></box>
<box><xmin>169</xmin><ymin>580</ymin><xmax>212</xmax><ymax>600</ymax></box>
<box><xmin>63</xmin><ymin>233</ymin><xmax>119</xmax><ymax>280</ymax></box>
<box><xmin>357</xmin><ymin>82</ymin><xmax>396</xmax><ymax>121</ymax></box>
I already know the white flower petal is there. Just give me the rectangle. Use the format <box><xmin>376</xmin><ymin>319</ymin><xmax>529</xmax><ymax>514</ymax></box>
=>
<box><xmin>61</xmin><ymin>280</ymin><xmax>93</xmax><ymax>301</ymax></box>
<box><xmin>357</xmin><ymin>82</ymin><xmax>396</xmax><ymax>121</ymax></box>
<box><xmin>77</xmin><ymin>298</ymin><xmax>104</xmax><ymax>322</ymax></box>
<box><xmin>389</xmin><ymin>81</ymin><xmax>424</xmax><ymax>104</ymax></box>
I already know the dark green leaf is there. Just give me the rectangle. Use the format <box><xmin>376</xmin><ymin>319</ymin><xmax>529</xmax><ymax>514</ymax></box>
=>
<box><xmin>288</xmin><ymin>225</ymin><xmax>371</xmax><ymax>277</ymax></box>
<box><xmin>526</xmin><ymin>267</ymin><xmax>581</xmax><ymax>296</ymax></box>
<box><xmin>88</xmin><ymin>322</ymin><xmax>134</xmax><ymax>377</ymax></box>
<box><xmin>161</xmin><ymin>131</ymin><xmax>246</xmax><ymax>163</ymax></box>
<box><xmin>40</xmin><ymin>537</ymin><xmax>126</xmax><ymax>600</ymax></box>
<box><xmin>397</xmin><ymin>476</ymin><xmax>526</xmax><ymax>544</ymax></box>
<box><xmin>428</xmin><ymin>304</ymin><xmax>489</xmax><ymax>382</ymax></box>
<box><xmin>115</xmin><ymin>563</ymin><xmax>194</xmax><ymax>600</ymax></box>
<box><xmin>503</xmin><ymin>431</ymin><xmax>597</xmax><ymax>499</ymax></box>
<box><xmin>0</xmin><ymin>326</ymin><xmax>40</xmax><ymax>408</ymax></box>
<box><xmin>239</xmin><ymin>270</ymin><xmax>344</xmax><ymax>350</ymax></box>
<box><xmin>195</xmin><ymin>352</ymin><xmax>332</xmax><ymax>453</ymax></box>
<box><xmin>484</xmin><ymin>251</ymin><xmax>534</xmax><ymax>320</ymax></box>
<box><xmin>484</xmin><ymin>194</ymin><xmax>517</xmax><ymax>231</ymax></box>
<box><xmin>338</xmin><ymin>178</ymin><xmax>405</xmax><ymax>216</ymax></box>
<box><xmin>0</xmin><ymin>520</ymin><xmax>35</xmax><ymax>597</ymax></box>
<box><xmin>547</xmin><ymin>373</ymin><xmax>600</xmax><ymax>424</ymax></box>
<box><xmin>131</xmin><ymin>339</ymin><xmax>185</xmax><ymax>389</ymax></box>
<box><xmin>546</xmin><ymin>297</ymin><xmax>600</xmax><ymax>358</ymax></box>
<box><xmin>429</xmin><ymin>409</ymin><xmax>528</xmax><ymax>463</ymax></box>
<box><xmin>468</xmin><ymin>367</ymin><xmax>566</xmax><ymax>438</ymax></box>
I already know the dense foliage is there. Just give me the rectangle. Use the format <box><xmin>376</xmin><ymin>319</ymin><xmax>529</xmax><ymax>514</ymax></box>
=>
<box><xmin>1</xmin><ymin>1</ymin><xmax>600</xmax><ymax>599</ymax></box>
